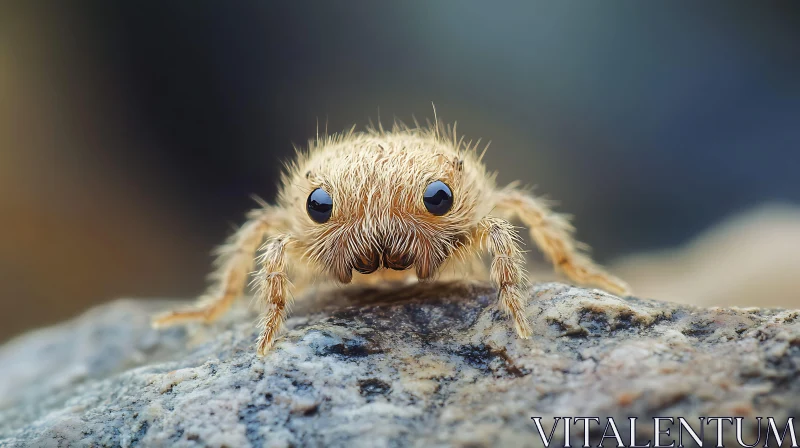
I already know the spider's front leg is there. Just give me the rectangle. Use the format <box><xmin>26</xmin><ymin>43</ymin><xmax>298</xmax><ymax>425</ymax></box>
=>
<box><xmin>152</xmin><ymin>207</ymin><xmax>285</xmax><ymax>328</ymax></box>
<box><xmin>254</xmin><ymin>235</ymin><xmax>294</xmax><ymax>356</ymax></box>
<box><xmin>494</xmin><ymin>188</ymin><xmax>630</xmax><ymax>296</ymax></box>
<box><xmin>476</xmin><ymin>216</ymin><xmax>533</xmax><ymax>339</ymax></box>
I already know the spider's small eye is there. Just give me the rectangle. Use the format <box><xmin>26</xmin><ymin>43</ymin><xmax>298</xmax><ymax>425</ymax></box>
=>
<box><xmin>423</xmin><ymin>181</ymin><xmax>453</xmax><ymax>216</ymax></box>
<box><xmin>307</xmin><ymin>188</ymin><xmax>333</xmax><ymax>223</ymax></box>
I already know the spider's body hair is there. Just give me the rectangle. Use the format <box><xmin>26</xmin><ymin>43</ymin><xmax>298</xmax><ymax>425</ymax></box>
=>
<box><xmin>278</xmin><ymin>124</ymin><xmax>494</xmax><ymax>284</ymax></box>
<box><xmin>153</xmin><ymin>120</ymin><xmax>630</xmax><ymax>356</ymax></box>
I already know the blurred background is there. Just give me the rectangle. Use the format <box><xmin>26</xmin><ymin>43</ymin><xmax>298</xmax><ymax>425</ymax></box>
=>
<box><xmin>1</xmin><ymin>1</ymin><xmax>799</xmax><ymax>343</ymax></box>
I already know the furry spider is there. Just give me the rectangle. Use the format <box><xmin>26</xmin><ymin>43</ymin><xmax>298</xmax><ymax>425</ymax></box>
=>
<box><xmin>152</xmin><ymin>122</ymin><xmax>629</xmax><ymax>356</ymax></box>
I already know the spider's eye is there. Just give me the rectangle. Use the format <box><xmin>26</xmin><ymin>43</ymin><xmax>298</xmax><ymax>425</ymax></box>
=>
<box><xmin>307</xmin><ymin>188</ymin><xmax>333</xmax><ymax>223</ymax></box>
<box><xmin>423</xmin><ymin>181</ymin><xmax>453</xmax><ymax>216</ymax></box>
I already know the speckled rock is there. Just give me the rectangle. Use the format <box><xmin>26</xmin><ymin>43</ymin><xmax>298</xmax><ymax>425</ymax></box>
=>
<box><xmin>0</xmin><ymin>282</ymin><xmax>798</xmax><ymax>447</ymax></box>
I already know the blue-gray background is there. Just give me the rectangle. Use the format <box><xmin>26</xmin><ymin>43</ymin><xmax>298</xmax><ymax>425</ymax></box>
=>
<box><xmin>1</xmin><ymin>1</ymin><xmax>798</xmax><ymax>340</ymax></box>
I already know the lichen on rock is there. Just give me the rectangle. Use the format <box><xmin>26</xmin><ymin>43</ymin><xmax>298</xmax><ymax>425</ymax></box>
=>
<box><xmin>0</xmin><ymin>282</ymin><xmax>798</xmax><ymax>447</ymax></box>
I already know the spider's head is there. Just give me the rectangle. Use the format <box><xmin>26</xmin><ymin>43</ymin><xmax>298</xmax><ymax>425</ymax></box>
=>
<box><xmin>280</xmin><ymin>132</ymin><xmax>494</xmax><ymax>283</ymax></box>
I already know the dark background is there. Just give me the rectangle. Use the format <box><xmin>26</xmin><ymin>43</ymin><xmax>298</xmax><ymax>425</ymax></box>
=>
<box><xmin>1</xmin><ymin>1</ymin><xmax>799</xmax><ymax>342</ymax></box>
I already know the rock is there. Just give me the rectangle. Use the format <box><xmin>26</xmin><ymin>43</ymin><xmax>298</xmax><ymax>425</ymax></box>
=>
<box><xmin>613</xmin><ymin>203</ymin><xmax>800</xmax><ymax>308</ymax></box>
<box><xmin>0</xmin><ymin>282</ymin><xmax>798</xmax><ymax>447</ymax></box>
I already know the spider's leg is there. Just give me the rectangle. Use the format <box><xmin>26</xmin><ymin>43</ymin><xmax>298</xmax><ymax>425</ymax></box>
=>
<box><xmin>254</xmin><ymin>235</ymin><xmax>293</xmax><ymax>356</ymax></box>
<box><xmin>477</xmin><ymin>216</ymin><xmax>532</xmax><ymax>338</ymax></box>
<box><xmin>493</xmin><ymin>188</ymin><xmax>630</xmax><ymax>295</ymax></box>
<box><xmin>152</xmin><ymin>207</ymin><xmax>285</xmax><ymax>327</ymax></box>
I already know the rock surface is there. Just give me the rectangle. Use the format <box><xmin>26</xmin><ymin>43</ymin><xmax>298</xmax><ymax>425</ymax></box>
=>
<box><xmin>0</xmin><ymin>282</ymin><xmax>798</xmax><ymax>447</ymax></box>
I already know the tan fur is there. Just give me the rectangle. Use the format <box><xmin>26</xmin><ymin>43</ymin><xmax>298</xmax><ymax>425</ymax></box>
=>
<box><xmin>152</xmin><ymin>122</ymin><xmax>630</xmax><ymax>356</ymax></box>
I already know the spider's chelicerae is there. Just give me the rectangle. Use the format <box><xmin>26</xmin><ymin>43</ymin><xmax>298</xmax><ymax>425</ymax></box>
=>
<box><xmin>153</xmin><ymin>123</ymin><xmax>629</xmax><ymax>356</ymax></box>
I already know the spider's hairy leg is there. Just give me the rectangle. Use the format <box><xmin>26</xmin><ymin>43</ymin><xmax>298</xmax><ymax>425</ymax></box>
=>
<box><xmin>151</xmin><ymin>207</ymin><xmax>284</xmax><ymax>328</ymax></box>
<box><xmin>477</xmin><ymin>216</ymin><xmax>532</xmax><ymax>339</ymax></box>
<box><xmin>493</xmin><ymin>188</ymin><xmax>630</xmax><ymax>296</ymax></box>
<box><xmin>254</xmin><ymin>235</ymin><xmax>293</xmax><ymax>357</ymax></box>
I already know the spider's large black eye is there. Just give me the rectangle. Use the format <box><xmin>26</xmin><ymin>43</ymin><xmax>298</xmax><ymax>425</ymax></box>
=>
<box><xmin>307</xmin><ymin>188</ymin><xmax>333</xmax><ymax>223</ymax></box>
<box><xmin>423</xmin><ymin>181</ymin><xmax>453</xmax><ymax>216</ymax></box>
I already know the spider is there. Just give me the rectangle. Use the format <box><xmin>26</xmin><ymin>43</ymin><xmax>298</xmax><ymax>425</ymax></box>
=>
<box><xmin>152</xmin><ymin>122</ymin><xmax>629</xmax><ymax>356</ymax></box>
